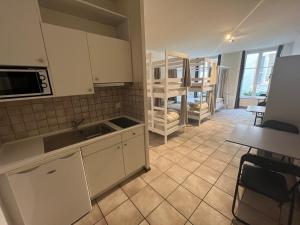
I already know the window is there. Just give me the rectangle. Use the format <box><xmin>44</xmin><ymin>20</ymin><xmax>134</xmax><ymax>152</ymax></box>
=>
<box><xmin>240</xmin><ymin>49</ymin><xmax>277</xmax><ymax>97</ymax></box>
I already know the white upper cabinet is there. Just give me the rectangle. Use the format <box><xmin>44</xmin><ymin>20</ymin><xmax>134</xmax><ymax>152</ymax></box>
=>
<box><xmin>0</xmin><ymin>0</ymin><xmax>48</xmax><ymax>67</ymax></box>
<box><xmin>87</xmin><ymin>33</ymin><xmax>132</xmax><ymax>83</ymax></box>
<box><xmin>42</xmin><ymin>23</ymin><xmax>94</xmax><ymax>96</ymax></box>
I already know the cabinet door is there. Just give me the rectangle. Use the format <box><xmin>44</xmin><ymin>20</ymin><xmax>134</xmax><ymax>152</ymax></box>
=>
<box><xmin>0</xmin><ymin>0</ymin><xmax>48</xmax><ymax>66</ymax></box>
<box><xmin>42</xmin><ymin>23</ymin><xmax>94</xmax><ymax>96</ymax></box>
<box><xmin>123</xmin><ymin>135</ymin><xmax>145</xmax><ymax>175</ymax></box>
<box><xmin>83</xmin><ymin>144</ymin><xmax>125</xmax><ymax>197</ymax></box>
<box><xmin>8</xmin><ymin>152</ymin><xmax>91</xmax><ymax>225</ymax></box>
<box><xmin>87</xmin><ymin>33</ymin><xmax>132</xmax><ymax>83</ymax></box>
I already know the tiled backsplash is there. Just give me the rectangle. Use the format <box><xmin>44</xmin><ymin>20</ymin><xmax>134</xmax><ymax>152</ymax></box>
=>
<box><xmin>0</xmin><ymin>84</ymin><xmax>145</xmax><ymax>144</ymax></box>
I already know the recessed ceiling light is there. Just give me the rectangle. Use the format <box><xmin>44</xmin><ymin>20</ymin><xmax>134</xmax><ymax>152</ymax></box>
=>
<box><xmin>225</xmin><ymin>34</ymin><xmax>232</xmax><ymax>40</ymax></box>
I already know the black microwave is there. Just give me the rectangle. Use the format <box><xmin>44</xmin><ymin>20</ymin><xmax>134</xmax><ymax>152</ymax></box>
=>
<box><xmin>0</xmin><ymin>67</ymin><xmax>52</xmax><ymax>99</ymax></box>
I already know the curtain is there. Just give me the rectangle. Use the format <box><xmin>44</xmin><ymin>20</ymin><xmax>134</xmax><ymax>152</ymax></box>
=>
<box><xmin>180</xmin><ymin>58</ymin><xmax>191</xmax><ymax>125</ymax></box>
<box><xmin>234</xmin><ymin>51</ymin><xmax>246</xmax><ymax>109</ymax></box>
<box><xmin>217</xmin><ymin>54</ymin><xmax>222</xmax><ymax>66</ymax></box>
<box><xmin>154</xmin><ymin>67</ymin><xmax>161</xmax><ymax>79</ymax></box>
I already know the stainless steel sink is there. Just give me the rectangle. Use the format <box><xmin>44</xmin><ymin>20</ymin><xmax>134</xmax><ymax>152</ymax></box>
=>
<box><xmin>43</xmin><ymin>123</ymin><xmax>115</xmax><ymax>153</ymax></box>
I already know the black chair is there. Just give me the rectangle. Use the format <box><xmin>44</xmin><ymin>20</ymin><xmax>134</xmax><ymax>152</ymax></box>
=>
<box><xmin>232</xmin><ymin>153</ymin><xmax>300</xmax><ymax>225</ymax></box>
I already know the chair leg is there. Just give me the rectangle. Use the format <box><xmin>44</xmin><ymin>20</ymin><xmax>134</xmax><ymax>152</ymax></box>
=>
<box><xmin>288</xmin><ymin>193</ymin><xmax>295</xmax><ymax>225</ymax></box>
<box><xmin>247</xmin><ymin>147</ymin><xmax>252</xmax><ymax>154</ymax></box>
<box><xmin>254</xmin><ymin>113</ymin><xmax>257</xmax><ymax>126</ymax></box>
<box><xmin>232</xmin><ymin>183</ymin><xmax>250</xmax><ymax>225</ymax></box>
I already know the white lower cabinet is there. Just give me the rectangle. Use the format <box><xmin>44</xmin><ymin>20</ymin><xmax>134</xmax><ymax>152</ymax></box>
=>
<box><xmin>82</xmin><ymin>143</ymin><xmax>125</xmax><ymax>197</ymax></box>
<box><xmin>122</xmin><ymin>135</ymin><xmax>145</xmax><ymax>175</ymax></box>
<box><xmin>4</xmin><ymin>151</ymin><xmax>91</xmax><ymax>225</ymax></box>
<box><xmin>82</xmin><ymin>127</ymin><xmax>146</xmax><ymax>198</ymax></box>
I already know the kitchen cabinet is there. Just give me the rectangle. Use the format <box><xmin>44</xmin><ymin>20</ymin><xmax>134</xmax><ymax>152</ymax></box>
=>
<box><xmin>42</xmin><ymin>23</ymin><xmax>94</xmax><ymax>97</ymax></box>
<box><xmin>4</xmin><ymin>151</ymin><xmax>91</xmax><ymax>225</ymax></box>
<box><xmin>0</xmin><ymin>0</ymin><xmax>48</xmax><ymax>67</ymax></box>
<box><xmin>122</xmin><ymin>135</ymin><xmax>145</xmax><ymax>175</ymax></box>
<box><xmin>82</xmin><ymin>143</ymin><xmax>125</xmax><ymax>197</ymax></box>
<box><xmin>87</xmin><ymin>33</ymin><xmax>132</xmax><ymax>83</ymax></box>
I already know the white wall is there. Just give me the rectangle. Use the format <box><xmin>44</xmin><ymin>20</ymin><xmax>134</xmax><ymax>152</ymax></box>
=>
<box><xmin>264</xmin><ymin>55</ymin><xmax>300</xmax><ymax>130</ymax></box>
<box><xmin>220</xmin><ymin>52</ymin><xmax>242</xmax><ymax>108</ymax></box>
<box><xmin>292</xmin><ymin>35</ymin><xmax>300</xmax><ymax>55</ymax></box>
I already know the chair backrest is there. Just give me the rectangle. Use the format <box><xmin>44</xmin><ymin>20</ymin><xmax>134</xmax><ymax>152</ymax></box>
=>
<box><xmin>262</xmin><ymin>120</ymin><xmax>299</xmax><ymax>134</ymax></box>
<box><xmin>240</xmin><ymin>153</ymin><xmax>300</xmax><ymax>178</ymax></box>
<box><xmin>257</xmin><ymin>101</ymin><xmax>267</xmax><ymax>106</ymax></box>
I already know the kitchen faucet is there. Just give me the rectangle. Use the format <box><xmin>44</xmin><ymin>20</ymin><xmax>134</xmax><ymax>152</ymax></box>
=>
<box><xmin>71</xmin><ymin>118</ymin><xmax>85</xmax><ymax>129</ymax></box>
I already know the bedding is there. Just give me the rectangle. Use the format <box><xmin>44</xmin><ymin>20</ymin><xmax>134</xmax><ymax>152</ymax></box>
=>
<box><xmin>155</xmin><ymin>109</ymin><xmax>180</xmax><ymax>123</ymax></box>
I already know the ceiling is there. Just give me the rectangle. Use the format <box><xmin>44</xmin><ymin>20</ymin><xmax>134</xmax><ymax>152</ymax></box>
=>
<box><xmin>144</xmin><ymin>0</ymin><xmax>300</xmax><ymax>57</ymax></box>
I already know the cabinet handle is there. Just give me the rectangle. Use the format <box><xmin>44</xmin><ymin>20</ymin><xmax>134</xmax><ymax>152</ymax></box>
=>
<box><xmin>117</xmin><ymin>146</ymin><xmax>120</xmax><ymax>149</ymax></box>
<box><xmin>95</xmin><ymin>77</ymin><xmax>99</xmax><ymax>81</ymax></box>
<box><xmin>16</xmin><ymin>165</ymin><xmax>41</xmax><ymax>174</ymax></box>
<box><xmin>59</xmin><ymin>152</ymin><xmax>76</xmax><ymax>160</ymax></box>
<box><xmin>124</xmin><ymin>144</ymin><xmax>127</xmax><ymax>147</ymax></box>
<box><xmin>87</xmin><ymin>88</ymin><xmax>92</xmax><ymax>92</ymax></box>
<box><xmin>132</xmin><ymin>132</ymin><xmax>136</xmax><ymax>135</ymax></box>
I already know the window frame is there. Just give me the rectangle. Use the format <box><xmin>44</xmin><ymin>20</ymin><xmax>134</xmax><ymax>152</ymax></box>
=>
<box><xmin>241</xmin><ymin>47</ymin><xmax>277</xmax><ymax>98</ymax></box>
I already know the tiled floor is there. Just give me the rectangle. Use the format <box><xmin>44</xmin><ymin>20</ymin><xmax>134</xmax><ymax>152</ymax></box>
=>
<box><xmin>74</xmin><ymin>109</ymin><xmax>300</xmax><ymax>225</ymax></box>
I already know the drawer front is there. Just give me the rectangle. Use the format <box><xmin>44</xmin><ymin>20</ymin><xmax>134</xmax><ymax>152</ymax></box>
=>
<box><xmin>81</xmin><ymin>134</ymin><xmax>121</xmax><ymax>157</ymax></box>
<box><xmin>122</xmin><ymin>126</ymin><xmax>144</xmax><ymax>142</ymax></box>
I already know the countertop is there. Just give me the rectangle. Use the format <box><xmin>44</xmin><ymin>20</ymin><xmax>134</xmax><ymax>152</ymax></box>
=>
<box><xmin>0</xmin><ymin>116</ymin><xmax>145</xmax><ymax>174</ymax></box>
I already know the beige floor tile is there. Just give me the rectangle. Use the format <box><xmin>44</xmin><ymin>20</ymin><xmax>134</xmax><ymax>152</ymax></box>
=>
<box><xmin>165</xmin><ymin>165</ymin><xmax>191</xmax><ymax>184</ymax></box>
<box><xmin>223</xmin><ymin>165</ymin><xmax>239</xmax><ymax>180</ymax></box>
<box><xmin>164</xmin><ymin>140</ymin><xmax>181</xmax><ymax>148</ymax></box>
<box><xmin>195</xmin><ymin>144</ymin><xmax>216</xmax><ymax>155</ymax></box>
<box><xmin>131</xmin><ymin>185</ymin><xmax>163</xmax><ymax>217</ymax></box>
<box><xmin>203</xmin><ymin>157</ymin><xmax>228</xmax><ymax>172</ymax></box>
<box><xmin>121</xmin><ymin>176</ymin><xmax>147</xmax><ymax>197</ymax></box>
<box><xmin>193</xmin><ymin>165</ymin><xmax>221</xmax><ymax>184</ymax></box>
<box><xmin>172</xmin><ymin>136</ymin><xmax>189</xmax><ymax>144</ymax></box>
<box><xmin>94</xmin><ymin>219</ymin><xmax>107</xmax><ymax>225</ymax></box>
<box><xmin>241</xmin><ymin>189</ymin><xmax>280</xmax><ymax>221</ymax></box>
<box><xmin>141</xmin><ymin>166</ymin><xmax>163</xmax><ymax>183</ymax></box>
<box><xmin>151</xmin><ymin>156</ymin><xmax>174</xmax><ymax>172</ymax></box>
<box><xmin>229</xmin><ymin>157</ymin><xmax>240</xmax><ymax>168</ymax></box>
<box><xmin>177</xmin><ymin>157</ymin><xmax>201</xmax><ymax>172</ymax></box>
<box><xmin>234</xmin><ymin>202</ymin><xmax>277</xmax><ymax>225</ymax></box>
<box><xmin>73</xmin><ymin>201</ymin><xmax>103</xmax><ymax>225</ymax></box>
<box><xmin>204</xmin><ymin>139</ymin><xmax>222</xmax><ymax>149</ymax></box>
<box><xmin>211</xmin><ymin>151</ymin><xmax>234</xmax><ymax>163</ymax></box>
<box><xmin>190</xmin><ymin>136</ymin><xmax>205</xmax><ymax>144</ymax></box>
<box><xmin>150</xmin><ymin>151</ymin><xmax>161</xmax><ymax>162</ymax></box>
<box><xmin>186</xmin><ymin>151</ymin><xmax>208</xmax><ymax>163</ymax></box>
<box><xmin>147</xmin><ymin>201</ymin><xmax>187</xmax><ymax>225</ymax></box>
<box><xmin>174</xmin><ymin>145</ymin><xmax>193</xmax><ymax>155</ymax></box>
<box><xmin>190</xmin><ymin>202</ymin><xmax>231</xmax><ymax>225</ymax></box>
<box><xmin>182</xmin><ymin>140</ymin><xmax>200</xmax><ymax>149</ymax></box>
<box><xmin>215</xmin><ymin>174</ymin><xmax>236</xmax><ymax>196</ymax></box>
<box><xmin>97</xmin><ymin>188</ymin><xmax>128</xmax><ymax>215</ymax></box>
<box><xmin>185</xmin><ymin>221</ymin><xmax>193</xmax><ymax>225</ymax></box>
<box><xmin>167</xmin><ymin>186</ymin><xmax>201</xmax><ymax>218</ymax></box>
<box><xmin>149</xmin><ymin>174</ymin><xmax>178</xmax><ymax>198</ymax></box>
<box><xmin>204</xmin><ymin>187</ymin><xmax>233</xmax><ymax>219</ymax></box>
<box><xmin>235</xmin><ymin>149</ymin><xmax>249</xmax><ymax>159</ymax></box>
<box><xmin>182</xmin><ymin>174</ymin><xmax>212</xmax><ymax>199</ymax></box>
<box><xmin>218</xmin><ymin>143</ymin><xmax>240</xmax><ymax>156</ymax></box>
<box><xmin>163</xmin><ymin>150</ymin><xmax>184</xmax><ymax>163</ymax></box>
<box><xmin>95</xmin><ymin>219</ymin><xmax>108</xmax><ymax>225</ymax></box>
<box><xmin>151</xmin><ymin>145</ymin><xmax>170</xmax><ymax>155</ymax></box>
<box><xmin>139</xmin><ymin>220</ymin><xmax>150</xmax><ymax>225</ymax></box>
<box><xmin>105</xmin><ymin>200</ymin><xmax>143</xmax><ymax>225</ymax></box>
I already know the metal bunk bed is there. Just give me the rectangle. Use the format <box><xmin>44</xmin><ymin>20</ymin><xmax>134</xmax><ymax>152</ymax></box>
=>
<box><xmin>147</xmin><ymin>50</ymin><xmax>188</xmax><ymax>143</ymax></box>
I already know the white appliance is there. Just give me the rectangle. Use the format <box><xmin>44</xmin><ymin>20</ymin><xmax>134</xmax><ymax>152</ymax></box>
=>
<box><xmin>0</xmin><ymin>67</ymin><xmax>52</xmax><ymax>99</ymax></box>
<box><xmin>5</xmin><ymin>151</ymin><xmax>91</xmax><ymax>225</ymax></box>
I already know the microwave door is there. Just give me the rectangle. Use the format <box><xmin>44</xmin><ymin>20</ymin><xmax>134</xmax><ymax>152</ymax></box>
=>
<box><xmin>0</xmin><ymin>70</ymin><xmax>43</xmax><ymax>98</ymax></box>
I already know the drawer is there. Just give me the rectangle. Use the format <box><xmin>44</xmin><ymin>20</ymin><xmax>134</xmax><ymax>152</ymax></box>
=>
<box><xmin>81</xmin><ymin>134</ymin><xmax>121</xmax><ymax>157</ymax></box>
<box><xmin>122</xmin><ymin>126</ymin><xmax>144</xmax><ymax>142</ymax></box>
